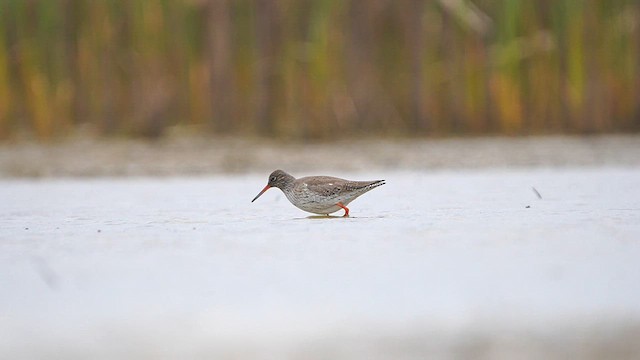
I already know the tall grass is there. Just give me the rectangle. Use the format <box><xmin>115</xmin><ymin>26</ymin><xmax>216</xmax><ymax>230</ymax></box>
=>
<box><xmin>0</xmin><ymin>0</ymin><xmax>638</xmax><ymax>140</ymax></box>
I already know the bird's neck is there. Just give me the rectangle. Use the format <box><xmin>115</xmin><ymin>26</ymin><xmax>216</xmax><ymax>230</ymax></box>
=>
<box><xmin>280</xmin><ymin>174</ymin><xmax>296</xmax><ymax>191</ymax></box>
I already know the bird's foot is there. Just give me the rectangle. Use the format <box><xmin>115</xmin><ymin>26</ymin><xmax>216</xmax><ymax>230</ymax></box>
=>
<box><xmin>337</xmin><ymin>202</ymin><xmax>350</xmax><ymax>217</ymax></box>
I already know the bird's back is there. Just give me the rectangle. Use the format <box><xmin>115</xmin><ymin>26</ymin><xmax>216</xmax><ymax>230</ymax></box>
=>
<box><xmin>286</xmin><ymin>176</ymin><xmax>385</xmax><ymax>214</ymax></box>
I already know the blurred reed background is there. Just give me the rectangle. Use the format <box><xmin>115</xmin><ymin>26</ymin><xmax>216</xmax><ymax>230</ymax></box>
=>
<box><xmin>0</xmin><ymin>0</ymin><xmax>639</xmax><ymax>140</ymax></box>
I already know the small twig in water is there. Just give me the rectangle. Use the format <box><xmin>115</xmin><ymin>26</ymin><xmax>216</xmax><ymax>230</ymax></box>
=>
<box><xmin>532</xmin><ymin>187</ymin><xmax>542</xmax><ymax>199</ymax></box>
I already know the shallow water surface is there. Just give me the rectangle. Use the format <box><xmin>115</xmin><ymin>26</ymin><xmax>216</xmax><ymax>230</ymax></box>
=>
<box><xmin>1</xmin><ymin>168</ymin><xmax>640</xmax><ymax>358</ymax></box>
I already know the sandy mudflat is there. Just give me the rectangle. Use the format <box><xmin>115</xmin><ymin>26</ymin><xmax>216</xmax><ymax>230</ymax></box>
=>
<box><xmin>1</xmin><ymin>165</ymin><xmax>640</xmax><ymax>358</ymax></box>
<box><xmin>1</xmin><ymin>134</ymin><xmax>639</xmax><ymax>177</ymax></box>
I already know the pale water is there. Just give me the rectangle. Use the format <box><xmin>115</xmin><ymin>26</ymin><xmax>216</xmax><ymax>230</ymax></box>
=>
<box><xmin>1</xmin><ymin>168</ymin><xmax>640</xmax><ymax>358</ymax></box>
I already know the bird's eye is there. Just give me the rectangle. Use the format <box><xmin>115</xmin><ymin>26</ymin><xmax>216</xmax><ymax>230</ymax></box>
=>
<box><xmin>270</xmin><ymin>176</ymin><xmax>276</xmax><ymax>182</ymax></box>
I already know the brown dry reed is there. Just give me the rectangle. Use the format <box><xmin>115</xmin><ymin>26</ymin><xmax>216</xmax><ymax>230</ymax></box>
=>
<box><xmin>0</xmin><ymin>0</ymin><xmax>639</xmax><ymax>140</ymax></box>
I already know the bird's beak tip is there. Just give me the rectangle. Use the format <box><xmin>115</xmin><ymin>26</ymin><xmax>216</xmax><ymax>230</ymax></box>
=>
<box><xmin>251</xmin><ymin>184</ymin><xmax>271</xmax><ymax>203</ymax></box>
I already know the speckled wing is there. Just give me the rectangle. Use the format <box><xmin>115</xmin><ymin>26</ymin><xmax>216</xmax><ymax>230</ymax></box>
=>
<box><xmin>302</xmin><ymin>176</ymin><xmax>385</xmax><ymax>199</ymax></box>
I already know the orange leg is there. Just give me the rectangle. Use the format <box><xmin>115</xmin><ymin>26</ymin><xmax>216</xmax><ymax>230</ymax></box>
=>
<box><xmin>336</xmin><ymin>202</ymin><xmax>350</xmax><ymax>217</ymax></box>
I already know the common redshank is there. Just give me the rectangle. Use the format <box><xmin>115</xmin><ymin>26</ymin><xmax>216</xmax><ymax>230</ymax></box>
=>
<box><xmin>251</xmin><ymin>170</ymin><xmax>385</xmax><ymax>217</ymax></box>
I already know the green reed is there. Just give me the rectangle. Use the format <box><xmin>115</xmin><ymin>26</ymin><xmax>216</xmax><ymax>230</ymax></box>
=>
<box><xmin>0</xmin><ymin>0</ymin><xmax>638</xmax><ymax>140</ymax></box>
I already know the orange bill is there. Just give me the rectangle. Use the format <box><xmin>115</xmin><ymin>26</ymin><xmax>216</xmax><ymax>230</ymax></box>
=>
<box><xmin>251</xmin><ymin>184</ymin><xmax>271</xmax><ymax>202</ymax></box>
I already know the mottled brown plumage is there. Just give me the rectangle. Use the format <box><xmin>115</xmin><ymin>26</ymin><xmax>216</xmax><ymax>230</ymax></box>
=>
<box><xmin>251</xmin><ymin>170</ymin><xmax>385</xmax><ymax>216</ymax></box>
